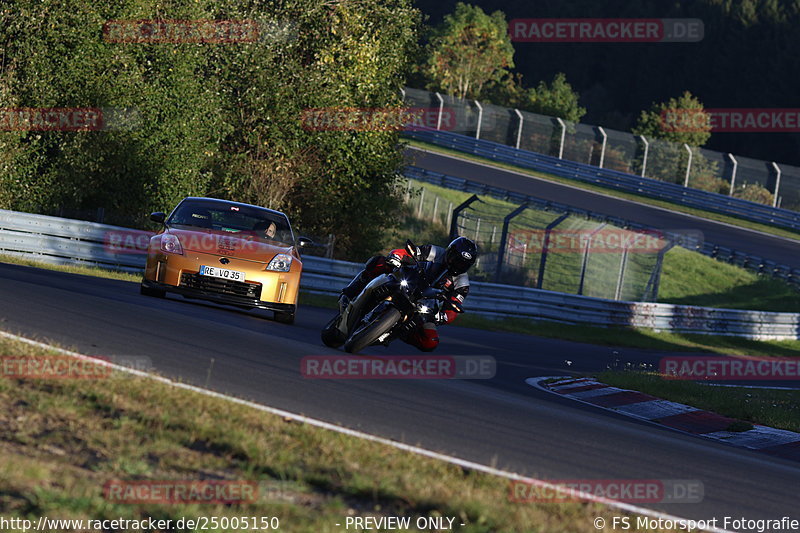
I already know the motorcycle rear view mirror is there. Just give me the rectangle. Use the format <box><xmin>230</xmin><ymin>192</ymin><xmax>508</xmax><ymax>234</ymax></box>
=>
<box><xmin>405</xmin><ymin>239</ymin><xmax>420</xmax><ymax>261</ymax></box>
<box><xmin>445</xmin><ymin>298</ymin><xmax>465</xmax><ymax>314</ymax></box>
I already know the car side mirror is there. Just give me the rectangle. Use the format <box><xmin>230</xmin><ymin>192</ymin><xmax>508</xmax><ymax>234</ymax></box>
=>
<box><xmin>297</xmin><ymin>236</ymin><xmax>313</xmax><ymax>248</ymax></box>
<box><xmin>150</xmin><ymin>212</ymin><xmax>166</xmax><ymax>224</ymax></box>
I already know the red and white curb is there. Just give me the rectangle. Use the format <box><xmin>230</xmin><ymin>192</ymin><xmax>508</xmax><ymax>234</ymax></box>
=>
<box><xmin>528</xmin><ymin>376</ymin><xmax>800</xmax><ymax>462</ymax></box>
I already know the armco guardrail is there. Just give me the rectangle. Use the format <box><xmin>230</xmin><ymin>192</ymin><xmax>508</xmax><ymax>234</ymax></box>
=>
<box><xmin>405</xmin><ymin>128</ymin><xmax>800</xmax><ymax>232</ymax></box>
<box><xmin>405</xmin><ymin>165</ymin><xmax>800</xmax><ymax>289</ymax></box>
<box><xmin>1</xmin><ymin>209</ymin><xmax>798</xmax><ymax>340</ymax></box>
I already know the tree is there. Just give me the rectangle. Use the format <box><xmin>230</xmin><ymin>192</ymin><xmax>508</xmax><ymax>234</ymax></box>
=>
<box><xmin>633</xmin><ymin>91</ymin><xmax>712</xmax><ymax>147</ymax></box>
<box><xmin>632</xmin><ymin>92</ymin><xmax>717</xmax><ymax>187</ymax></box>
<box><xmin>421</xmin><ymin>3</ymin><xmax>514</xmax><ymax>100</ymax></box>
<box><xmin>518</xmin><ymin>73</ymin><xmax>586</xmax><ymax>122</ymax></box>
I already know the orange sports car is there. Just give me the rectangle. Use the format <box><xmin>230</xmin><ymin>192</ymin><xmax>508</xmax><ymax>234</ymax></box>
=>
<box><xmin>140</xmin><ymin>197</ymin><xmax>311</xmax><ymax>324</ymax></box>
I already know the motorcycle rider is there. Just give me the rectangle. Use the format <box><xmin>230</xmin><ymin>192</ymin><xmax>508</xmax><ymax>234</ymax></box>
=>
<box><xmin>339</xmin><ymin>236</ymin><xmax>478</xmax><ymax>351</ymax></box>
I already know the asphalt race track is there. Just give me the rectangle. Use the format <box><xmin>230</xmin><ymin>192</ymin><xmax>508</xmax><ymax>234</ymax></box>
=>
<box><xmin>405</xmin><ymin>147</ymin><xmax>800</xmax><ymax>269</ymax></box>
<box><xmin>2</xmin><ymin>261</ymin><xmax>799</xmax><ymax>530</ymax></box>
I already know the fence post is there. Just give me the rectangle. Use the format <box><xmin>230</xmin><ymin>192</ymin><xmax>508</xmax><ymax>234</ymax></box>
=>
<box><xmin>643</xmin><ymin>240</ymin><xmax>675</xmax><ymax>301</ymax></box>
<box><xmin>577</xmin><ymin>223</ymin><xmax>607</xmax><ymax>295</ymax></box>
<box><xmin>536</xmin><ymin>213</ymin><xmax>570</xmax><ymax>289</ymax></box>
<box><xmin>435</xmin><ymin>92</ymin><xmax>444</xmax><ymax>131</ymax></box>
<box><xmin>494</xmin><ymin>203</ymin><xmax>529</xmax><ymax>282</ymax></box>
<box><xmin>446</xmin><ymin>202</ymin><xmax>453</xmax><ymax>229</ymax></box>
<box><xmin>474</xmin><ymin>100</ymin><xmax>483</xmax><ymax>140</ymax></box>
<box><xmin>614</xmin><ymin>243</ymin><xmax>630</xmax><ymax>300</ymax></box>
<box><xmin>597</xmin><ymin>127</ymin><xmax>607</xmax><ymax>169</ymax></box>
<box><xmin>727</xmin><ymin>153</ymin><xmax>738</xmax><ymax>196</ymax></box>
<box><xmin>417</xmin><ymin>188</ymin><xmax>425</xmax><ymax>217</ymax></box>
<box><xmin>432</xmin><ymin>196</ymin><xmax>439</xmax><ymax>223</ymax></box>
<box><xmin>556</xmin><ymin>118</ymin><xmax>566</xmax><ymax>159</ymax></box>
<box><xmin>638</xmin><ymin>135</ymin><xmax>649</xmax><ymax>177</ymax></box>
<box><xmin>326</xmin><ymin>234</ymin><xmax>335</xmax><ymax>259</ymax></box>
<box><xmin>514</xmin><ymin>109</ymin><xmax>524</xmax><ymax>149</ymax></box>
<box><xmin>475</xmin><ymin>217</ymin><xmax>481</xmax><ymax>241</ymax></box>
<box><xmin>490</xmin><ymin>225</ymin><xmax>497</xmax><ymax>244</ymax></box>
<box><xmin>683</xmin><ymin>144</ymin><xmax>693</xmax><ymax>187</ymax></box>
<box><xmin>772</xmin><ymin>162</ymin><xmax>782</xmax><ymax>208</ymax></box>
<box><xmin>449</xmin><ymin>195</ymin><xmax>480</xmax><ymax>240</ymax></box>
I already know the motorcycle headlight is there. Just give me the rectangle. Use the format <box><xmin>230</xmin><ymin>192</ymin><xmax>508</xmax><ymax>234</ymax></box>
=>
<box><xmin>160</xmin><ymin>233</ymin><xmax>183</xmax><ymax>255</ymax></box>
<box><xmin>266</xmin><ymin>254</ymin><xmax>292</xmax><ymax>272</ymax></box>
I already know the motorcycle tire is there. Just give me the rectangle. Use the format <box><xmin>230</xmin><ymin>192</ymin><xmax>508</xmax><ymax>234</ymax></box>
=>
<box><xmin>321</xmin><ymin>314</ymin><xmax>346</xmax><ymax>348</ymax></box>
<box><xmin>343</xmin><ymin>306</ymin><xmax>402</xmax><ymax>354</ymax></box>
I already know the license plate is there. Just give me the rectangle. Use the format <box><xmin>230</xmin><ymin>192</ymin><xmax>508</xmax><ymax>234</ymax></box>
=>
<box><xmin>198</xmin><ymin>265</ymin><xmax>246</xmax><ymax>282</ymax></box>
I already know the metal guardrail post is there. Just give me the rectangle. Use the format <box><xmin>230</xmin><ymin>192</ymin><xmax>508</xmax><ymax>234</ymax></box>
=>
<box><xmin>683</xmin><ymin>144</ymin><xmax>693</xmax><ymax>187</ymax></box>
<box><xmin>638</xmin><ymin>135</ymin><xmax>649</xmax><ymax>177</ymax></box>
<box><xmin>727</xmin><ymin>153</ymin><xmax>738</xmax><ymax>196</ymax></box>
<box><xmin>435</xmin><ymin>92</ymin><xmax>444</xmax><ymax>131</ymax></box>
<box><xmin>514</xmin><ymin>109</ymin><xmax>523</xmax><ymax>149</ymax></box>
<box><xmin>474</xmin><ymin>100</ymin><xmax>483</xmax><ymax>140</ymax></box>
<box><xmin>597</xmin><ymin>127</ymin><xmax>607</xmax><ymax>169</ymax></box>
<box><xmin>772</xmin><ymin>162</ymin><xmax>782</xmax><ymax>208</ymax></box>
<box><xmin>536</xmin><ymin>213</ymin><xmax>570</xmax><ymax>289</ymax></box>
<box><xmin>494</xmin><ymin>203</ymin><xmax>528</xmax><ymax>282</ymax></box>
<box><xmin>556</xmin><ymin>118</ymin><xmax>566</xmax><ymax>159</ymax></box>
<box><xmin>449</xmin><ymin>194</ymin><xmax>480</xmax><ymax>240</ymax></box>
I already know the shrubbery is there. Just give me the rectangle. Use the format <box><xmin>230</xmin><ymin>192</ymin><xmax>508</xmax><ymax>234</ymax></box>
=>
<box><xmin>0</xmin><ymin>0</ymin><xmax>420</xmax><ymax>259</ymax></box>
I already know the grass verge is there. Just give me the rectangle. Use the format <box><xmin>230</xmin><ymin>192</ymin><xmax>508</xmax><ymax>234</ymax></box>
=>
<box><xmin>404</xmin><ymin>139</ymin><xmax>800</xmax><ymax>243</ymax></box>
<box><xmin>0</xmin><ymin>334</ymin><xmax>676</xmax><ymax>533</ymax></box>
<box><xmin>3</xmin><ymin>255</ymin><xmax>799</xmax><ymax>358</ymax></box>
<box><xmin>596</xmin><ymin>371</ymin><xmax>800</xmax><ymax>433</ymax></box>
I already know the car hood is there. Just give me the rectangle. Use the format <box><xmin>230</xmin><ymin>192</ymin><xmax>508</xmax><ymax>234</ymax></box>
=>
<box><xmin>166</xmin><ymin>227</ymin><xmax>294</xmax><ymax>262</ymax></box>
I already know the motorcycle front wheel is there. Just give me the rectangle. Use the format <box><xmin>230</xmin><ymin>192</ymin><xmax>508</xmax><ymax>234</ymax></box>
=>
<box><xmin>343</xmin><ymin>305</ymin><xmax>402</xmax><ymax>354</ymax></box>
<box><xmin>321</xmin><ymin>314</ymin><xmax>346</xmax><ymax>348</ymax></box>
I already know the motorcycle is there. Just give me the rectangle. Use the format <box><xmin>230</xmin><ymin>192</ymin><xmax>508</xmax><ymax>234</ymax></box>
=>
<box><xmin>321</xmin><ymin>240</ymin><xmax>464</xmax><ymax>354</ymax></box>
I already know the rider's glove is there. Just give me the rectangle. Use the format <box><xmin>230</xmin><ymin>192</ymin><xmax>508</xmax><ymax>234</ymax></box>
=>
<box><xmin>433</xmin><ymin>310</ymin><xmax>450</xmax><ymax>325</ymax></box>
<box><xmin>387</xmin><ymin>254</ymin><xmax>403</xmax><ymax>269</ymax></box>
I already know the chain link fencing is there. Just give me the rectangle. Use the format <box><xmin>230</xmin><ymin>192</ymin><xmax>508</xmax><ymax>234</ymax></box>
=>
<box><xmin>403</xmin><ymin>87</ymin><xmax>800</xmax><ymax>211</ymax></box>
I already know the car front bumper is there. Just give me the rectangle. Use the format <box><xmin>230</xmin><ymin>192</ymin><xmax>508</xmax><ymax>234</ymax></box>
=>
<box><xmin>141</xmin><ymin>278</ymin><xmax>296</xmax><ymax>313</ymax></box>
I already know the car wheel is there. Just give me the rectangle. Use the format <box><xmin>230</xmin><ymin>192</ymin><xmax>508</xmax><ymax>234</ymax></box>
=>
<box><xmin>274</xmin><ymin>310</ymin><xmax>295</xmax><ymax>325</ymax></box>
<box><xmin>140</xmin><ymin>283</ymin><xmax>166</xmax><ymax>298</ymax></box>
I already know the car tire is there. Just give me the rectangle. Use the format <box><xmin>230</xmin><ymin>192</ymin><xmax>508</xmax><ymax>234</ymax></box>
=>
<box><xmin>140</xmin><ymin>283</ymin><xmax>166</xmax><ymax>298</ymax></box>
<box><xmin>274</xmin><ymin>310</ymin><xmax>295</xmax><ymax>325</ymax></box>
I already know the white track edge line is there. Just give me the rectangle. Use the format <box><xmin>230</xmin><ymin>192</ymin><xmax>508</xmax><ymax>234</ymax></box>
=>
<box><xmin>0</xmin><ymin>331</ymin><xmax>732</xmax><ymax>532</ymax></box>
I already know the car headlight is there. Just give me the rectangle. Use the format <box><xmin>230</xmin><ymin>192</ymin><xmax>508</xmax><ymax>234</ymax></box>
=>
<box><xmin>266</xmin><ymin>254</ymin><xmax>292</xmax><ymax>272</ymax></box>
<box><xmin>160</xmin><ymin>233</ymin><xmax>183</xmax><ymax>255</ymax></box>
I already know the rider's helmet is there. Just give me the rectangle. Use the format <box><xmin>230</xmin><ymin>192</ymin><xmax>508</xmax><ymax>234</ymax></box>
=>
<box><xmin>444</xmin><ymin>237</ymin><xmax>478</xmax><ymax>275</ymax></box>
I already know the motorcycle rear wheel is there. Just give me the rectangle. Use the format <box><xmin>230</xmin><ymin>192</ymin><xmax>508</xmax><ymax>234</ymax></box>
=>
<box><xmin>343</xmin><ymin>306</ymin><xmax>401</xmax><ymax>354</ymax></box>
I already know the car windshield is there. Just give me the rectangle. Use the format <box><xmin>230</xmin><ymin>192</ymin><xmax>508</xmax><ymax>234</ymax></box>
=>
<box><xmin>167</xmin><ymin>199</ymin><xmax>294</xmax><ymax>245</ymax></box>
